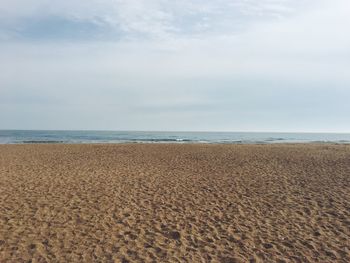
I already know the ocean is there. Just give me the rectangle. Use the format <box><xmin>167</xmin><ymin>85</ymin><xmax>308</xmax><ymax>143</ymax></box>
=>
<box><xmin>0</xmin><ymin>130</ymin><xmax>350</xmax><ymax>144</ymax></box>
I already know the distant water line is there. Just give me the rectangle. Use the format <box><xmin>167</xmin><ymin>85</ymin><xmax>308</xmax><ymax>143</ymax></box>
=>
<box><xmin>1</xmin><ymin>130</ymin><xmax>350</xmax><ymax>144</ymax></box>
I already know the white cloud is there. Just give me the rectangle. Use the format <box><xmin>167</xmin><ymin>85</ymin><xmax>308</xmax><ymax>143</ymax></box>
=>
<box><xmin>0</xmin><ymin>0</ymin><xmax>350</xmax><ymax>131</ymax></box>
<box><xmin>0</xmin><ymin>0</ymin><xmax>307</xmax><ymax>40</ymax></box>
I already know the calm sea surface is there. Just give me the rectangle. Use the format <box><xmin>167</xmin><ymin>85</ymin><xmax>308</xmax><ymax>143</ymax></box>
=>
<box><xmin>0</xmin><ymin>130</ymin><xmax>350</xmax><ymax>144</ymax></box>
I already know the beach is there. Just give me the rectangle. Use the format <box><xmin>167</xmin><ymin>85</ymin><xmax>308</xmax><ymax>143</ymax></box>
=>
<box><xmin>0</xmin><ymin>144</ymin><xmax>349</xmax><ymax>262</ymax></box>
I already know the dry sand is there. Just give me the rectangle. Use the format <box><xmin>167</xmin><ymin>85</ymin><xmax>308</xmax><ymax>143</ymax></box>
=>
<box><xmin>0</xmin><ymin>144</ymin><xmax>349</xmax><ymax>262</ymax></box>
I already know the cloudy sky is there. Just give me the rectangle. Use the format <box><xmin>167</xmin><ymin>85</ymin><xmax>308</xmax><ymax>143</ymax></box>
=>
<box><xmin>0</xmin><ymin>0</ymin><xmax>349</xmax><ymax>132</ymax></box>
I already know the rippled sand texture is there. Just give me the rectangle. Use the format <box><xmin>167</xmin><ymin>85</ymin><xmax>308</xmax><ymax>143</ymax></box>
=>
<box><xmin>0</xmin><ymin>144</ymin><xmax>349</xmax><ymax>262</ymax></box>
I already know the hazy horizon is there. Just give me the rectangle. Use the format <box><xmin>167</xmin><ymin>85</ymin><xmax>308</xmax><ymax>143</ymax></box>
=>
<box><xmin>1</xmin><ymin>129</ymin><xmax>350</xmax><ymax>135</ymax></box>
<box><xmin>1</xmin><ymin>0</ymin><xmax>349</xmax><ymax>133</ymax></box>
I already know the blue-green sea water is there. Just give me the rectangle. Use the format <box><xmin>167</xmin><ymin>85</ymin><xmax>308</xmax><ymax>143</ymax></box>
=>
<box><xmin>0</xmin><ymin>130</ymin><xmax>350</xmax><ymax>144</ymax></box>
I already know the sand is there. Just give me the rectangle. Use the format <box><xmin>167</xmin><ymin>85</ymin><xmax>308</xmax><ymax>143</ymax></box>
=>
<box><xmin>0</xmin><ymin>144</ymin><xmax>349</xmax><ymax>262</ymax></box>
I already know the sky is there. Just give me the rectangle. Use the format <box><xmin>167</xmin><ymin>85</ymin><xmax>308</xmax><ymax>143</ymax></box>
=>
<box><xmin>0</xmin><ymin>0</ymin><xmax>349</xmax><ymax>132</ymax></box>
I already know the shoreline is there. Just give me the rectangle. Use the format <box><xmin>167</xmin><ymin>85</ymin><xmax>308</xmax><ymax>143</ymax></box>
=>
<box><xmin>1</xmin><ymin>141</ymin><xmax>350</xmax><ymax>145</ymax></box>
<box><xmin>2</xmin><ymin>130</ymin><xmax>350</xmax><ymax>146</ymax></box>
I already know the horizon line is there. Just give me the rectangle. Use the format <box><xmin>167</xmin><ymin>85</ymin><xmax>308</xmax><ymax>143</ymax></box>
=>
<box><xmin>1</xmin><ymin>129</ymin><xmax>350</xmax><ymax>135</ymax></box>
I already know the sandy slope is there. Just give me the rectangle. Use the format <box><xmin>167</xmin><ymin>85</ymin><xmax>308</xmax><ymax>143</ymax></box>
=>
<box><xmin>0</xmin><ymin>144</ymin><xmax>349</xmax><ymax>262</ymax></box>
